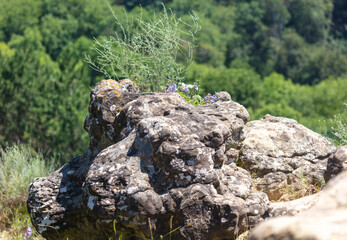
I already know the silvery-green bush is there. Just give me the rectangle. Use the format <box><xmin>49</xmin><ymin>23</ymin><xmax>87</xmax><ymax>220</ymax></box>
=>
<box><xmin>0</xmin><ymin>144</ymin><xmax>55</xmax><ymax>201</ymax></box>
<box><xmin>85</xmin><ymin>4</ymin><xmax>199</xmax><ymax>92</ymax></box>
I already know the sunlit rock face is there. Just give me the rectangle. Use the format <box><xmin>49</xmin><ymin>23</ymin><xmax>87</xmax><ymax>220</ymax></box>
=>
<box><xmin>27</xmin><ymin>79</ymin><xmax>336</xmax><ymax>240</ymax></box>
<box><xmin>239</xmin><ymin>115</ymin><xmax>336</xmax><ymax>201</ymax></box>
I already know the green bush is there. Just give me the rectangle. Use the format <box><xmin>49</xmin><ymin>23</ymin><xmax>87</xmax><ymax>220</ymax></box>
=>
<box><xmin>0</xmin><ymin>144</ymin><xmax>55</xmax><ymax>238</ymax></box>
<box><xmin>0</xmin><ymin>144</ymin><xmax>55</xmax><ymax>200</ymax></box>
<box><xmin>0</xmin><ymin>28</ymin><xmax>91</xmax><ymax>163</ymax></box>
<box><xmin>85</xmin><ymin>4</ymin><xmax>200</xmax><ymax>92</ymax></box>
<box><xmin>328</xmin><ymin>104</ymin><xmax>347</xmax><ymax>146</ymax></box>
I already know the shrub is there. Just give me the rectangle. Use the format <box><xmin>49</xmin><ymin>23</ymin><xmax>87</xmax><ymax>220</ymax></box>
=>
<box><xmin>85</xmin><ymin>4</ymin><xmax>200</xmax><ymax>92</ymax></box>
<box><xmin>329</xmin><ymin>104</ymin><xmax>347</xmax><ymax>146</ymax></box>
<box><xmin>0</xmin><ymin>144</ymin><xmax>55</xmax><ymax>200</ymax></box>
<box><xmin>0</xmin><ymin>144</ymin><xmax>55</xmax><ymax>238</ymax></box>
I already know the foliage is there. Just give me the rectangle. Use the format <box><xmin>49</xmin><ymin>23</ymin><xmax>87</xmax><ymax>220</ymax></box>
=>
<box><xmin>0</xmin><ymin>2</ymin><xmax>346</xmax><ymax>238</ymax></box>
<box><xmin>0</xmin><ymin>144</ymin><xmax>54</xmax><ymax>239</ymax></box>
<box><xmin>169</xmin><ymin>82</ymin><xmax>203</xmax><ymax>106</ymax></box>
<box><xmin>0</xmin><ymin>0</ymin><xmax>43</xmax><ymax>41</ymax></box>
<box><xmin>0</xmin><ymin>0</ymin><xmax>346</xmax><ymax>162</ymax></box>
<box><xmin>328</xmin><ymin>104</ymin><xmax>347</xmax><ymax>146</ymax></box>
<box><xmin>332</xmin><ymin>0</ymin><xmax>347</xmax><ymax>38</ymax></box>
<box><xmin>287</xmin><ymin>0</ymin><xmax>333</xmax><ymax>43</ymax></box>
<box><xmin>0</xmin><ymin>28</ymin><xmax>90</xmax><ymax>163</ymax></box>
<box><xmin>168</xmin><ymin>82</ymin><xmax>226</xmax><ymax>106</ymax></box>
<box><xmin>85</xmin><ymin>5</ymin><xmax>200</xmax><ymax>92</ymax></box>
<box><xmin>0</xmin><ymin>144</ymin><xmax>54</xmax><ymax>200</ymax></box>
<box><xmin>274</xmin><ymin>29</ymin><xmax>347</xmax><ymax>84</ymax></box>
<box><xmin>187</xmin><ymin>62</ymin><xmax>262</xmax><ymax>109</ymax></box>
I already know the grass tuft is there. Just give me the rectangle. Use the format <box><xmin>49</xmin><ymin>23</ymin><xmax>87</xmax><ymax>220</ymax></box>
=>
<box><xmin>0</xmin><ymin>144</ymin><xmax>55</xmax><ymax>239</ymax></box>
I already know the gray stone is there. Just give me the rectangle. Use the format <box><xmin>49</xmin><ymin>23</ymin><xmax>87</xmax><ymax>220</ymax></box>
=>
<box><xmin>27</xmin><ymin>79</ymin><xmax>269</xmax><ymax>240</ymax></box>
<box><xmin>216</xmin><ymin>91</ymin><xmax>232</xmax><ymax>102</ymax></box>
<box><xmin>239</xmin><ymin>114</ymin><xmax>336</xmax><ymax>201</ymax></box>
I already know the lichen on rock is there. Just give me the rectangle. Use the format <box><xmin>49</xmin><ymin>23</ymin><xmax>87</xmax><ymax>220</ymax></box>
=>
<box><xmin>27</xmin><ymin>79</ymin><xmax>337</xmax><ymax>240</ymax></box>
<box><xmin>28</xmin><ymin>79</ymin><xmax>269</xmax><ymax>240</ymax></box>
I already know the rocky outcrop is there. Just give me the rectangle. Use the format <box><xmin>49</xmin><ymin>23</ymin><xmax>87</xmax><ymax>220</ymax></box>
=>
<box><xmin>239</xmin><ymin>115</ymin><xmax>336</xmax><ymax>201</ymax></box>
<box><xmin>28</xmin><ymin>79</ymin><xmax>269</xmax><ymax>240</ymax></box>
<box><xmin>248</xmin><ymin>170</ymin><xmax>347</xmax><ymax>240</ymax></box>
<box><xmin>27</xmin><ymin>79</ymin><xmax>338</xmax><ymax>240</ymax></box>
<box><xmin>324</xmin><ymin>145</ymin><xmax>347</xmax><ymax>182</ymax></box>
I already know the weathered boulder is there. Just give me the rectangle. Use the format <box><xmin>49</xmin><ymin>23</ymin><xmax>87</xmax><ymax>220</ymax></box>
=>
<box><xmin>248</xmin><ymin>170</ymin><xmax>347</xmax><ymax>240</ymax></box>
<box><xmin>324</xmin><ymin>145</ymin><xmax>347</xmax><ymax>182</ymax></box>
<box><xmin>239</xmin><ymin>115</ymin><xmax>336</xmax><ymax>201</ymax></box>
<box><xmin>28</xmin><ymin>80</ymin><xmax>269</xmax><ymax>240</ymax></box>
<box><xmin>266</xmin><ymin>192</ymin><xmax>320</xmax><ymax>218</ymax></box>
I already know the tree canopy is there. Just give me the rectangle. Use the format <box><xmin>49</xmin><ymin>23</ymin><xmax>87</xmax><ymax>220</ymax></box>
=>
<box><xmin>0</xmin><ymin>0</ymin><xmax>346</xmax><ymax>162</ymax></box>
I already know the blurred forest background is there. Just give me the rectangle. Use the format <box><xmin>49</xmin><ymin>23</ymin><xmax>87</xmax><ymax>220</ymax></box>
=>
<box><xmin>1</xmin><ymin>0</ymin><xmax>347</xmax><ymax>164</ymax></box>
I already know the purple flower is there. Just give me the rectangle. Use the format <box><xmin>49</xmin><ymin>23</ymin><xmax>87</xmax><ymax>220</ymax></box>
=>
<box><xmin>172</xmin><ymin>84</ymin><xmax>177</xmax><ymax>93</ymax></box>
<box><xmin>183</xmin><ymin>88</ymin><xmax>188</xmax><ymax>92</ymax></box>
<box><xmin>194</xmin><ymin>83</ymin><xmax>198</xmax><ymax>90</ymax></box>
<box><xmin>167</xmin><ymin>84</ymin><xmax>177</xmax><ymax>93</ymax></box>
<box><xmin>25</xmin><ymin>227</ymin><xmax>32</xmax><ymax>239</ymax></box>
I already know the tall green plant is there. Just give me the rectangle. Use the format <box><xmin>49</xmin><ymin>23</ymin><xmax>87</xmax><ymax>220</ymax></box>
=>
<box><xmin>0</xmin><ymin>144</ymin><xmax>55</xmax><ymax>201</ymax></box>
<box><xmin>0</xmin><ymin>144</ymin><xmax>55</xmax><ymax>238</ymax></box>
<box><xmin>85</xmin><ymin>4</ymin><xmax>200</xmax><ymax>92</ymax></box>
<box><xmin>329</xmin><ymin>104</ymin><xmax>347</xmax><ymax>146</ymax></box>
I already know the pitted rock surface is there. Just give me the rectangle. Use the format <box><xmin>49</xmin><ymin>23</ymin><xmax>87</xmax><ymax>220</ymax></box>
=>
<box><xmin>84</xmin><ymin>79</ymin><xmax>139</xmax><ymax>153</ymax></box>
<box><xmin>239</xmin><ymin>114</ymin><xmax>336</xmax><ymax>201</ymax></box>
<box><xmin>249</xmin><ymin>171</ymin><xmax>347</xmax><ymax>240</ymax></box>
<box><xmin>28</xmin><ymin>80</ymin><xmax>270</xmax><ymax>240</ymax></box>
<box><xmin>324</xmin><ymin>145</ymin><xmax>347</xmax><ymax>182</ymax></box>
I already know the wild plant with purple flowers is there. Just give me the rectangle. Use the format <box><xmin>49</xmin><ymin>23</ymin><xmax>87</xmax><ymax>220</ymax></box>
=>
<box><xmin>167</xmin><ymin>82</ymin><xmax>224</xmax><ymax>106</ymax></box>
<box><xmin>167</xmin><ymin>84</ymin><xmax>177</xmax><ymax>93</ymax></box>
<box><xmin>203</xmin><ymin>93</ymin><xmax>221</xmax><ymax>104</ymax></box>
<box><xmin>330</xmin><ymin>110</ymin><xmax>347</xmax><ymax>146</ymax></box>
<box><xmin>24</xmin><ymin>226</ymin><xmax>32</xmax><ymax>239</ymax></box>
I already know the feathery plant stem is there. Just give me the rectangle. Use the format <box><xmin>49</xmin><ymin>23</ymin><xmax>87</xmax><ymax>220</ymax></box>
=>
<box><xmin>85</xmin><ymin>3</ymin><xmax>199</xmax><ymax>92</ymax></box>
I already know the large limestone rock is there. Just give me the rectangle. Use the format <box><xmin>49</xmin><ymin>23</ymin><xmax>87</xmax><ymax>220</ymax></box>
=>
<box><xmin>249</xmin><ymin>170</ymin><xmax>347</xmax><ymax>240</ymax></box>
<box><xmin>27</xmin><ymin>80</ymin><xmax>269</xmax><ymax>240</ymax></box>
<box><xmin>239</xmin><ymin>115</ymin><xmax>336</xmax><ymax>201</ymax></box>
